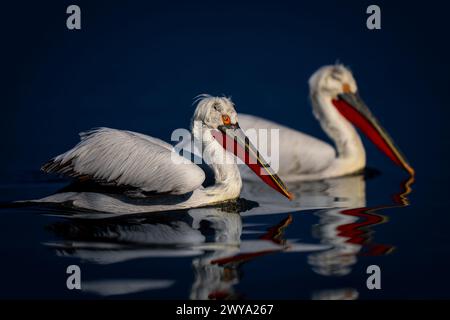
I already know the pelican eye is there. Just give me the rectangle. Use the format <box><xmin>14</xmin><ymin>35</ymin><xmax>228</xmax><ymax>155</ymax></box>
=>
<box><xmin>342</xmin><ymin>83</ymin><xmax>352</xmax><ymax>93</ymax></box>
<box><xmin>222</xmin><ymin>114</ymin><xmax>231</xmax><ymax>125</ymax></box>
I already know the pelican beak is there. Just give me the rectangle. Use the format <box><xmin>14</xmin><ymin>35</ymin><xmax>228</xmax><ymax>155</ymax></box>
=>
<box><xmin>332</xmin><ymin>92</ymin><xmax>414</xmax><ymax>176</ymax></box>
<box><xmin>213</xmin><ymin>124</ymin><xmax>294</xmax><ymax>200</ymax></box>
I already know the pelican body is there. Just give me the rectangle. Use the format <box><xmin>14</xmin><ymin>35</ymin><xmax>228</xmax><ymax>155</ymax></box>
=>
<box><xmin>36</xmin><ymin>96</ymin><xmax>291</xmax><ymax>214</ymax></box>
<box><xmin>239</xmin><ymin>65</ymin><xmax>414</xmax><ymax>181</ymax></box>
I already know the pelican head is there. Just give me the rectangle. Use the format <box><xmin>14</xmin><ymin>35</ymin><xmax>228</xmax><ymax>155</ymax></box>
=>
<box><xmin>192</xmin><ymin>95</ymin><xmax>239</xmax><ymax>130</ymax></box>
<box><xmin>309</xmin><ymin>65</ymin><xmax>414</xmax><ymax>176</ymax></box>
<box><xmin>192</xmin><ymin>94</ymin><xmax>293</xmax><ymax>200</ymax></box>
<box><xmin>309</xmin><ymin>65</ymin><xmax>358</xmax><ymax>99</ymax></box>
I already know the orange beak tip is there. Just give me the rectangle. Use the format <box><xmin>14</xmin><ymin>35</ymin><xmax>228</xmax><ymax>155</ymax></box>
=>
<box><xmin>404</xmin><ymin>164</ymin><xmax>415</xmax><ymax>177</ymax></box>
<box><xmin>286</xmin><ymin>192</ymin><xmax>295</xmax><ymax>201</ymax></box>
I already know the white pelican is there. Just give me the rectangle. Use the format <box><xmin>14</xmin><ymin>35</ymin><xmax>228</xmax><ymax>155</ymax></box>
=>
<box><xmin>34</xmin><ymin>95</ymin><xmax>292</xmax><ymax>214</ymax></box>
<box><xmin>239</xmin><ymin>64</ymin><xmax>414</xmax><ymax>181</ymax></box>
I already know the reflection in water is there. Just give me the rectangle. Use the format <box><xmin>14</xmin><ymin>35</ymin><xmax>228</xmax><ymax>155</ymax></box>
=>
<box><xmin>82</xmin><ymin>279</ymin><xmax>175</xmax><ymax>297</ymax></box>
<box><xmin>308</xmin><ymin>175</ymin><xmax>413</xmax><ymax>278</ymax></box>
<box><xmin>45</xmin><ymin>206</ymin><xmax>325</xmax><ymax>299</ymax></box>
<box><xmin>41</xmin><ymin>173</ymin><xmax>413</xmax><ymax>299</ymax></box>
<box><xmin>239</xmin><ymin>172</ymin><xmax>366</xmax><ymax>216</ymax></box>
<box><xmin>312</xmin><ymin>288</ymin><xmax>359</xmax><ymax>300</ymax></box>
<box><xmin>307</xmin><ymin>175</ymin><xmax>413</xmax><ymax>300</ymax></box>
<box><xmin>242</xmin><ymin>172</ymin><xmax>413</xmax><ymax>299</ymax></box>
<box><xmin>192</xmin><ymin>214</ymin><xmax>294</xmax><ymax>300</ymax></box>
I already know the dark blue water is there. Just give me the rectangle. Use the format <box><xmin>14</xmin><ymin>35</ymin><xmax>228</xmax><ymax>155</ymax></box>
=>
<box><xmin>1</xmin><ymin>0</ymin><xmax>450</xmax><ymax>299</ymax></box>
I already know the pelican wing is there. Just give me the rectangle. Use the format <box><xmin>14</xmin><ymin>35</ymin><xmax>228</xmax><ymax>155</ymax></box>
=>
<box><xmin>238</xmin><ymin>114</ymin><xmax>336</xmax><ymax>177</ymax></box>
<box><xmin>42</xmin><ymin>128</ymin><xmax>205</xmax><ymax>195</ymax></box>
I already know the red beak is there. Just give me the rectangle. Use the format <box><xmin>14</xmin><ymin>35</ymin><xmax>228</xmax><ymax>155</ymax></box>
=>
<box><xmin>212</xmin><ymin>124</ymin><xmax>293</xmax><ymax>200</ymax></box>
<box><xmin>332</xmin><ymin>92</ymin><xmax>414</xmax><ymax>176</ymax></box>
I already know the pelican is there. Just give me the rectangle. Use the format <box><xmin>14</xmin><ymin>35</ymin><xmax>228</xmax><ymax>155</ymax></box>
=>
<box><xmin>32</xmin><ymin>95</ymin><xmax>292</xmax><ymax>214</ymax></box>
<box><xmin>239</xmin><ymin>64</ymin><xmax>414</xmax><ymax>181</ymax></box>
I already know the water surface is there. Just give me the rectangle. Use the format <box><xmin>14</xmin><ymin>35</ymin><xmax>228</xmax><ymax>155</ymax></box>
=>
<box><xmin>2</xmin><ymin>170</ymin><xmax>446</xmax><ymax>299</ymax></box>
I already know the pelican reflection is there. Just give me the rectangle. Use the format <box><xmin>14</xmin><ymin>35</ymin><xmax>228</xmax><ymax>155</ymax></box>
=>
<box><xmin>44</xmin><ymin>205</ymin><xmax>326</xmax><ymax>299</ymax></box>
<box><xmin>42</xmin><ymin>172</ymin><xmax>413</xmax><ymax>299</ymax></box>
<box><xmin>307</xmin><ymin>175</ymin><xmax>413</xmax><ymax>278</ymax></box>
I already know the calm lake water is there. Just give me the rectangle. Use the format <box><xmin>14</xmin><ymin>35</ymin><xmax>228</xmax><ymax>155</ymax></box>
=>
<box><xmin>1</xmin><ymin>168</ymin><xmax>449</xmax><ymax>299</ymax></box>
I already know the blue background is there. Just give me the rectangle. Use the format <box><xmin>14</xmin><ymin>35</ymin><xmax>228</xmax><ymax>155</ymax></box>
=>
<box><xmin>3</xmin><ymin>0</ymin><xmax>449</xmax><ymax>178</ymax></box>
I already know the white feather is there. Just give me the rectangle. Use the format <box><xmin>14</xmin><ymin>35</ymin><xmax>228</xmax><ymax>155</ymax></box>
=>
<box><xmin>42</xmin><ymin>127</ymin><xmax>205</xmax><ymax>195</ymax></box>
<box><xmin>238</xmin><ymin>114</ymin><xmax>336</xmax><ymax>179</ymax></box>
